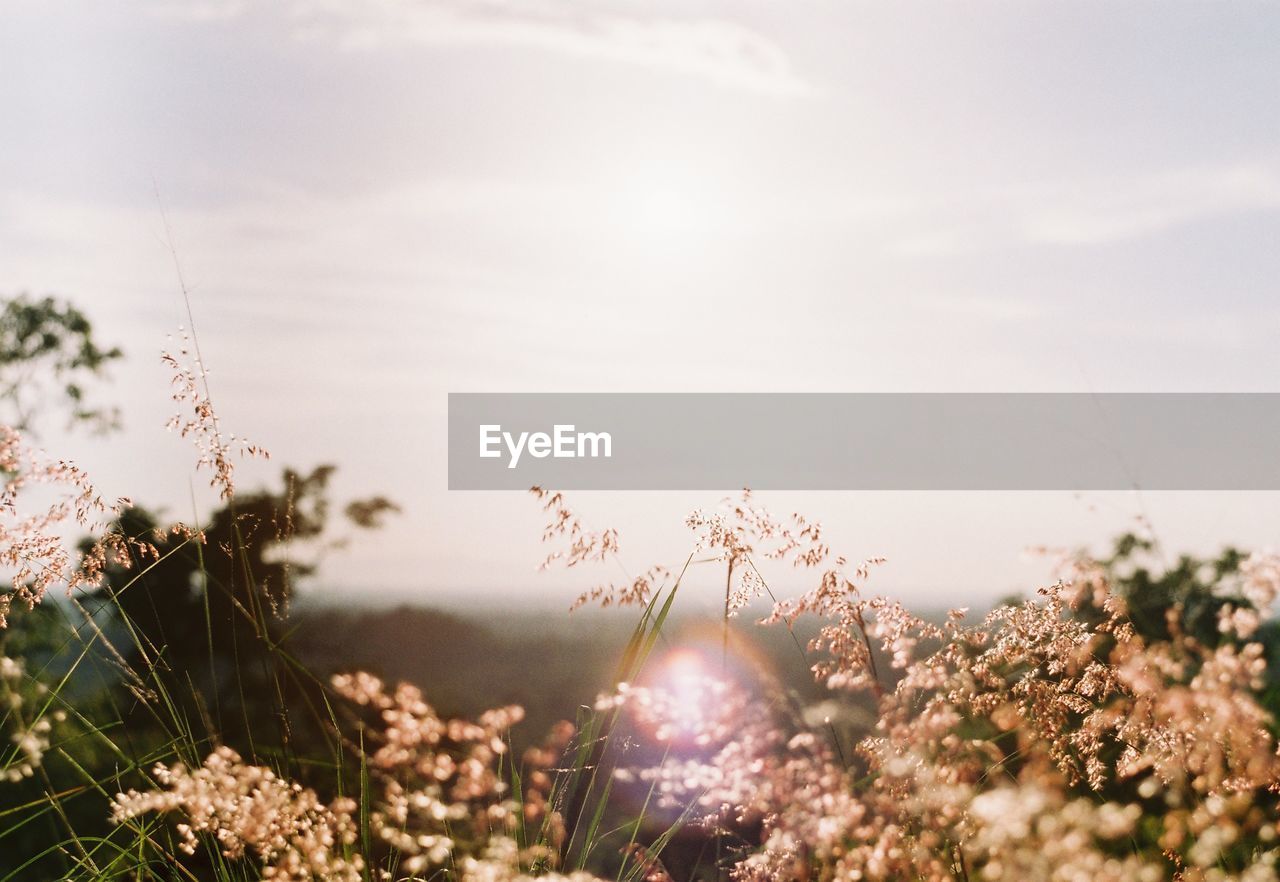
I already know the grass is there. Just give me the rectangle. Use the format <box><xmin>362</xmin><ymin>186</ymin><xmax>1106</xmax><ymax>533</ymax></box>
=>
<box><xmin>6</xmin><ymin>315</ymin><xmax>1280</xmax><ymax>881</ymax></box>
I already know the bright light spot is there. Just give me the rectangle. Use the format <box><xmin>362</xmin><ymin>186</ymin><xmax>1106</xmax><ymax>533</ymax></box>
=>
<box><xmin>658</xmin><ymin>650</ymin><xmax>715</xmax><ymax>737</ymax></box>
<box><xmin>612</xmin><ymin>170</ymin><xmax>724</xmax><ymax>242</ymax></box>
<box><xmin>633</xmin><ymin>187</ymin><xmax>698</xmax><ymax>235</ymax></box>
<box><xmin>667</xmin><ymin>651</ymin><xmax>706</xmax><ymax>698</ymax></box>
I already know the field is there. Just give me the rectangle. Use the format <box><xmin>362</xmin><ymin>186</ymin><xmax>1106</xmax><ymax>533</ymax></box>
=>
<box><xmin>2</xmin><ymin>326</ymin><xmax>1280</xmax><ymax>882</ymax></box>
<box><xmin>7</xmin><ymin>1</ymin><xmax>1280</xmax><ymax>877</ymax></box>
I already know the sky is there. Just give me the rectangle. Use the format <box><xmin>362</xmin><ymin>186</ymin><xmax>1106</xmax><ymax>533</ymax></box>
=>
<box><xmin>2</xmin><ymin>0</ymin><xmax>1279</xmax><ymax>609</ymax></box>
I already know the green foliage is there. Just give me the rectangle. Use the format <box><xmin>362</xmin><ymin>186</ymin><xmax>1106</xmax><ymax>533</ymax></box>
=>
<box><xmin>90</xmin><ymin>466</ymin><xmax>396</xmax><ymax>753</ymax></box>
<box><xmin>0</xmin><ymin>294</ymin><xmax>123</xmax><ymax>435</ymax></box>
<box><xmin>0</xmin><ymin>463</ymin><xmax>400</xmax><ymax>879</ymax></box>
<box><xmin>1098</xmin><ymin>532</ymin><xmax>1247</xmax><ymax>644</ymax></box>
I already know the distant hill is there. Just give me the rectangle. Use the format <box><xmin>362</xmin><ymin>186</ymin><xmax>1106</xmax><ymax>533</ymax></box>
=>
<box><xmin>286</xmin><ymin>601</ymin><xmax>844</xmax><ymax>748</ymax></box>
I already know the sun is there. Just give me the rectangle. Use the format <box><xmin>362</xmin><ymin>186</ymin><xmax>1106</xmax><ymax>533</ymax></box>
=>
<box><xmin>611</xmin><ymin>170</ymin><xmax>723</xmax><ymax>243</ymax></box>
<box><xmin>643</xmin><ymin>648</ymin><xmax>727</xmax><ymax>743</ymax></box>
<box><xmin>632</xmin><ymin>186</ymin><xmax>699</xmax><ymax>236</ymax></box>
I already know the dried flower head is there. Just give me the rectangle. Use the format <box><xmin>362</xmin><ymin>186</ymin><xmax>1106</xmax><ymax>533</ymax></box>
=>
<box><xmin>162</xmin><ymin>327</ymin><xmax>267</xmax><ymax>501</ymax></box>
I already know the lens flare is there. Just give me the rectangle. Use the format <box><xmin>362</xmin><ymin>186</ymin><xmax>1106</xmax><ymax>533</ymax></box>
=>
<box><xmin>658</xmin><ymin>649</ymin><xmax>717</xmax><ymax>741</ymax></box>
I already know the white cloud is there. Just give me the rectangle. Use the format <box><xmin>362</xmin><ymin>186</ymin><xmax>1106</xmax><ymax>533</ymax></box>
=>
<box><xmin>146</xmin><ymin>0</ymin><xmax>811</xmax><ymax>95</ymax></box>
<box><xmin>1020</xmin><ymin>165</ymin><xmax>1280</xmax><ymax>246</ymax></box>
<box><xmin>873</xmin><ymin>163</ymin><xmax>1280</xmax><ymax>257</ymax></box>
<box><xmin>146</xmin><ymin>0</ymin><xmax>246</xmax><ymax>21</ymax></box>
<box><xmin>907</xmin><ymin>291</ymin><xmax>1050</xmax><ymax>323</ymax></box>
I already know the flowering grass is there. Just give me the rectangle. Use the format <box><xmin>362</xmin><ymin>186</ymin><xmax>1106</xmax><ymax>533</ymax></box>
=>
<box><xmin>2</xmin><ymin>329</ymin><xmax>1280</xmax><ymax>881</ymax></box>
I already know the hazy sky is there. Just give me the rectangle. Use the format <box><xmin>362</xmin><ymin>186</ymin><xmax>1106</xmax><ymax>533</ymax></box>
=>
<box><xmin>3</xmin><ymin>1</ymin><xmax>1279</xmax><ymax>608</ymax></box>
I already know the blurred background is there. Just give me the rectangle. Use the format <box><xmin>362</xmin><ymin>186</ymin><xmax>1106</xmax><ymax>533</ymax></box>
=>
<box><xmin>3</xmin><ymin>0</ymin><xmax>1279</xmax><ymax>610</ymax></box>
<box><xmin>7</xmin><ymin>5</ymin><xmax>1280</xmax><ymax>878</ymax></box>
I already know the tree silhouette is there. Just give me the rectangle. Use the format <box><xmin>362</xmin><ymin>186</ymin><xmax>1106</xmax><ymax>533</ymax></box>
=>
<box><xmin>92</xmin><ymin>465</ymin><xmax>398</xmax><ymax>752</ymax></box>
<box><xmin>0</xmin><ymin>294</ymin><xmax>123</xmax><ymax>435</ymax></box>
